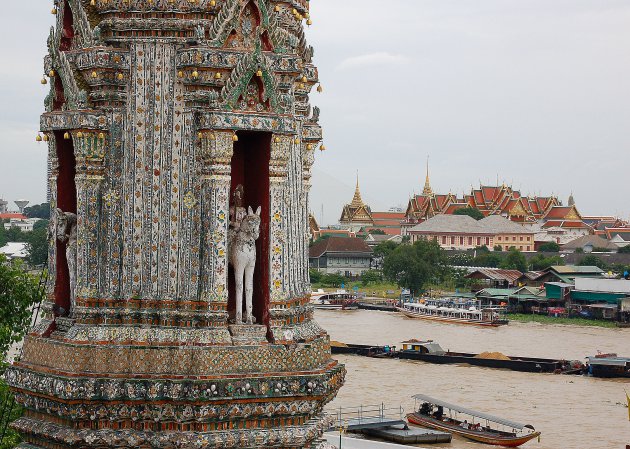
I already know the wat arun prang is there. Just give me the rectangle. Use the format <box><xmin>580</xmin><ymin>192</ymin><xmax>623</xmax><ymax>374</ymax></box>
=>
<box><xmin>6</xmin><ymin>1</ymin><xmax>344</xmax><ymax>448</ymax></box>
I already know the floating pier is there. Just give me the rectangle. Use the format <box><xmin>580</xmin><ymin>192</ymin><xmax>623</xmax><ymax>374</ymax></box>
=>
<box><xmin>324</xmin><ymin>433</ymin><xmax>433</xmax><ymax>449</ymax></box>
<box><xmin>363</xmin><ymin>425</ymin><xmax>451</xmax><ymax>444</ymax></box>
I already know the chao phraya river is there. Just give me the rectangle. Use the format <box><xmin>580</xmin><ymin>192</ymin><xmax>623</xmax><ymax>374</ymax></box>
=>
<box><xmin>317</xmin><ymin>309</ymin><xmax>630</xmax><ymax>449</ymax></box>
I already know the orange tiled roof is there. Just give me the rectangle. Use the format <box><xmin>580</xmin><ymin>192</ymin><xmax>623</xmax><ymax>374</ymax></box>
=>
<box><xmin>0</xmin><ymin>213</ymin><xmax>27</xmax><ymax>220</ymax></box>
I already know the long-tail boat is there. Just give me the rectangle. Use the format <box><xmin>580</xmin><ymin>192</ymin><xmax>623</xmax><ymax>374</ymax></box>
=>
<box><xmin>407</xmin><ymin>394</ymin><xmax>541</xmax><ymax>447</ymax></box>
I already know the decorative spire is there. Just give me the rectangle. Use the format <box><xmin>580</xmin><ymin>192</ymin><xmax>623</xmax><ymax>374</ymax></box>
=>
<box><xmin>350</xmin><ymin>171</ymin><xmax>365</xmax><ymax>208</ymax></box>
<box><xmin>422</xmin><ymin>156</ymin><xmax>433</xmax><ymax>196</ymax></box>
<box><xmin>568</xmin><ymin>192</ymin><xmax>575</xmax><ymax>207</ymax></box>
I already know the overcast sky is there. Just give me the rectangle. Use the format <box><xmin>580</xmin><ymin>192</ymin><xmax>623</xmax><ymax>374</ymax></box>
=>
<box><xmin>1</xmin><ymin>1</ymin><xmax>629</xmax><ymax>225</ymax></box>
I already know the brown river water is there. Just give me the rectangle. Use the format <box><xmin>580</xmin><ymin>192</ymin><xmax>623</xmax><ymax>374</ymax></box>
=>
<box><xmin>316</xmin><ymin>309</ymin><xmax>630</xmax><ymax>449</ymax></box>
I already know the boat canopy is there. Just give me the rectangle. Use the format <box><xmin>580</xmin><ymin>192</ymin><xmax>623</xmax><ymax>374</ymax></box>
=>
<box><xmin>420</xmin><ymin>342</ymin><xmax>445</xmax><ymax>355</ymax></box>
<box><xmin>586</xmin><ymin>356</ymin><xmax>630</xmax><ymax>366</ymax></box>
<box><xmin>411</xmin><ymin>394</ymin><xmax>534</xmax><ymax>430</ymax></box>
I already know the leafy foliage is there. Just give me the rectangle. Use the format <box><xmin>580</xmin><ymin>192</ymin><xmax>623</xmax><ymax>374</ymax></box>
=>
<box><xmin>528</xmin><ymin>254</ymin><xmax>565</xmax><ymax>271</ymax></box>
<box><xmin>0</xmin><ymin>255</ymin><xmax>42</xmax><ymax>360</ymax></box>
<box><xmin>0</xmin><ymin>222</ymin><xmax>49</xmax><ymax>267</ymax></box>
<box><xmin>368</xmin><ymin>229</ymin><xmax>386</xmax><ymax>235</ymax></box>
<box><xmin>499</xmin><ymin>248</ymin><xmax>527</xmax><ymax>272</ymax></box>
<box><xmin>361</xmin><ymin>270</ymin><xmax>383</xmax><ymax>286</ymax></box>
<box><xmin>26</xmin><ymin>226</ymin><xmax>49</xmax><ymax>267</ymax></box>
<box><xmin>23</xmin><ymin>203</ymin><xmax>51</xmax><ymax>219</ymax></box>
<box><xmin>494</xmin><ymin>245</ymin><xmax>503</xmax><ymax>252</ymax></box>
<box><xmin>0</xmin><ymin>369</ymin><xmax>23</xmax><ymax>449</ymax></box>
<box><xmin>373</xmin><ymin>241</ymin><xmax>399</xmax><ymax>260</ymax></box>
<box><xmin>3</xmin><ymin>228</ymin><xmax>26</xmax><ymax>243</ymax></box>
<box><xmin>382</xmin><ymin>239</ymin><xmax>448</xmax><ymax>295</ymax></box>
<box><xmin>473</xmin><ymin>252</ymin><xmax>503</xmax><ymax>268</ymax></box>
<box><xmin>308</xmin><ymin>269</ymin><xmax>322</xmax><ymax>284</ymax></box>
<box><xmin>577</xmin><ymin>255</ymin><xmax>608</xmax><ymax>270</ymax></box>
<box><xmin>448</xmin><ymin>252</ymin><xmax>474</xmax><ymax>267</ymax></box>
<box><xmin>618</xmin><ymin>245</ymin><xmax>630</xmax><ymax>254</ymax></box>
<box><xmin>538</xmin><ymin>242</ymin><xmax>560</xmax><ymax>252</ymax></box>
<box><xmin>453</xmin><ymin>207</ymin><xmax>485</xmax><ymax>220</ymax></box>
<box><xmin>319</xmin><ymin>273</ymin><xmax>348</xmax><ymax>288</ymax></box>
<box><xmin>0</xmin><ymin>225</ymin><xmax>6</xmax><ymax>248</ymax></box>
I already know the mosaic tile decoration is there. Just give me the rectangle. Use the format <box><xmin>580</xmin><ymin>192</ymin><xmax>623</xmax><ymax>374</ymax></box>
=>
<box><xmin>8</xmin><ymin>1</ymin><xmax>343</xmax><ymax>448</ymax></box>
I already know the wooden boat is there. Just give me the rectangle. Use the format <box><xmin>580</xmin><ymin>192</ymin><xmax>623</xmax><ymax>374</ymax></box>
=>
<box><xmin>397</xmin><ymin>298</ymin><xmax>508</xmax><ymax>327</ymax></box>
<box><xmin>310</xmin><ymin>290</ymin><xmax>359</xmax><ymax>310</ymax></box>
<box><xmin>330</xmin><ymin>342</ymin><xmax>396</xmax><ymax>358</ymax></box>
<box><xmin>586</xmin><ymin>354</ymin><xmax>630</xmax><ymax>378</ymax></box>
<box><xmin>398</xmin><ymin>340</ymin><xmax>580</xmax><ymax>374</ymax></box>
<box><xmin>407</xmin><ymin>394</ymin><xmax>540</xmax><ymax>447</ymax></box>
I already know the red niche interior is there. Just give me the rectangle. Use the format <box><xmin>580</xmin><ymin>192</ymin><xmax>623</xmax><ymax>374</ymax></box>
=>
<box><xmin>228</xmin><ymin>131</ymin><xmax>271</xmax><ymax>330</ymax></box>
<box><xmin>53</xmin><ymin>75</ymin><xmax>66</xmax><ymax>111</ymax></box>
<box><xmin>53</xmin><ymin>130</ymin><xmax>77</xmax><ymax>319</ymax></box>
<box><xmin>60</xmin><ymin>1</ymin><xmax>75</xmax><ymax>52</ymax></box>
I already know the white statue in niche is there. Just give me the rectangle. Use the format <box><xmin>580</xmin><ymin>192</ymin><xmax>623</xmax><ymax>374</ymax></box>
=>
<box><xmin>228</xmin><ymin>186</ymin><xmax>261</xmax><ymax>325</ymax></box>
<box><xmin>54</xmin><ymin>208</ymin><xmax>78</xmax><ymax>315</ymax></box>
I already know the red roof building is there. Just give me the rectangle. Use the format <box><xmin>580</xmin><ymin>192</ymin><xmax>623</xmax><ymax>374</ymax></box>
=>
<box><xmin>0</xmin><ymin>213</ymin><xmax>27</xmax><ymax>220</ymax></box>
<box><xmin>309</xmin><ymin>237</ymin><xmax>373</xmax><ymax>277</ymax></box>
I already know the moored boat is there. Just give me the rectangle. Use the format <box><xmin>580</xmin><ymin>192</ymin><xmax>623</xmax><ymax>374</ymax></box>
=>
<box><xmin>407</xmin><ymin>394</ymin><xmax>541</xmax><ymax>447</ymax></box>
<box><xmin>397</xmin><ymin>298</ymin><xmax>508</xmax><ymax>327</ymax></box>
<box><xmin>586</xmin><ymin>354</ymin><xmax>630</xmax><ymax>378</ymax></box>
<box><xmin>398</xmin><ymin>340</ymin><xmax>581</xmax><ymax>374</ymax></box>
<box><xmin>330</xmin><ymin>341</ymin><xmax>396</xmax><ymax>358</ymax></box>
<box><xmin>310</xmin><ymin>289</ymin><xmax>359</xmax><ymax>310</ymax></box>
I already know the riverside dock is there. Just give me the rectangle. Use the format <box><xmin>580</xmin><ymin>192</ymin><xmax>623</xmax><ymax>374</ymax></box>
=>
<box><xmin>328</xmin><ymin>404</ymin><xmax>451</xmax><ymax>445</ymax></box>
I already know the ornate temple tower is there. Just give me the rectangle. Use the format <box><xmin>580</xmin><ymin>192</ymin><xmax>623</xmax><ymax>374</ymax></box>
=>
<box><xmin>6</xmin><ymin>1</ymin><xmax>344</xmax><ymax>448</ymax></box>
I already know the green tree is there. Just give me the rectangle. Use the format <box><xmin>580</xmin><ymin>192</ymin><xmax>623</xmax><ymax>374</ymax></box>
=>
<box><xmin>320</xmin><ymin>273</ymin><xmax>347</xmax><ymax>288</ymax></box>
<box><xmin>578</xmin><ymin>255</ymin><xmax>608</xmax><ymax>270</ymax></box>
<box><xmin>4</xmin><ymin>227</ymin><xmax>26</xmax><ymax>243</ymax></box>
<box><xmin>448</xmin><ymin>252</ymin><xmax>474</xmax><ymax>267</ymax></box>
<box><xmin>538</xmin><ymin>242</ymin><xmax>560</xmax><ymax>252</ymax></box>
<box><xmin>494</xmin><ymin>245</ymin><xmax>503</xmax><ymax>252</ymax></box>
<box><xmin>361</xmin><ymin>270</ymin><xmax>383</xmax><ymax>286</ymax></box>
<box><xmin>500</xmin><ymin>248</ymin><xmax>527</xmax><ymax>272</ymax></box>
<box><xmin>23</xmin><ymin>203</ymin><xmax>51</xmax><ymax>219</ymax></box>
<box><xmin>0</xmin><ymin>371</ymin><xmax>23</xmax><ymax>449</ymax></box>
<box><xmin>26</xmin><ymin>226</ymin><xmax>49</xmax><ymax>267</ymax></box>
<box><xmin>373</xmin><ymin>241</ymin><xmax>399</xmax><ymax>260</ymax></box>
<box><xmin>33</xmin><ymin>219</ymin><xmax>49</xmax><ymax>231</ymax></box>
<box><xmin>309</xmin><ymin>269</ymin><xmax>323</xmax><ymax>284</ymax></box>
<box><xmin>0</xmin><ymin>224</ymin><xmax>6</xmax><ymax>248</ymax></box>
<box><xmin>382</xmin><ymin>239</ymin><xmax>448</xmax><ymax>295</ymax></box>
<box><xmin>618</xmin><ymin>245</ymin><xmax>630</xmax><ymax>254</ymax></box>
<box><xmin>453</xmin><ymin>207</ymin><xmax>485</xmax><ymax>220</ymax></box>
<box><xmin>472</xmin><ymin>252</ymin><xmax>503</xmax><ymax>268</ymax></box>
<box><xmin>368</xmin><ymin>229</ymin><xmax>386</xmax><ymax>235</ymax></box>
<box><xmin>529</xmin><ymin>254</ymin><xmax>565</xmax><ymax>271</ymax></box>
<box><xmin>0</xmin><ymin>255</ymin><xmax>42</xmax><ymax>360</ymax></box>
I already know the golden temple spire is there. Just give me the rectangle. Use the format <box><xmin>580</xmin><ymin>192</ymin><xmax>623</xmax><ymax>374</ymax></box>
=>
<box><xmin>422</xmin><ymin>156</ymin><xmax>433</xmax><ymax>196</ymax></box>
<box><xmin>350</xmin><ymin>171</ymin><xmax>365</xmax><ymax>208</ymax></box>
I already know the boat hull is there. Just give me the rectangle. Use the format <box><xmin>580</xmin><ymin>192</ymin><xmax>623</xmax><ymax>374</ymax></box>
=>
<box><xmin>590</xmin><ymin>365</ymin><xmax>630</xmax><ymax>378</ymax></box>
<box><xmin>398</xmin><ymin>351</ymin><xmax>564</xmax><ymax>373</ymax></box>
<box><xmin>407</xmin><ymin>413</ymin><xmax>540</xmax><ymax>447</ymax></box>
<box><xmin>396</xmin><ymin>307</ymin><xmax>506</xmax><ymax>327</ymax></box>
<box><xmin>311</xmin><ymin>303</ymin><xmax>359</xmax><ymax>310</ymax></box>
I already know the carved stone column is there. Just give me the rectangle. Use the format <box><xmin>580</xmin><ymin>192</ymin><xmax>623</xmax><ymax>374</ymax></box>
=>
<box><xmin>269</xmin><ymin>134</ymin><xmax>290</xmax><ymax>305</ymax></box>
<box><xmin>199</xmin><ymin>130</ymin><xmax>233</xmax><ymax>312</ymax></box>
<box><xmin>72</xmin><ymin>130</ymin><xmax>107</xmax><ymax>306</ymax></box>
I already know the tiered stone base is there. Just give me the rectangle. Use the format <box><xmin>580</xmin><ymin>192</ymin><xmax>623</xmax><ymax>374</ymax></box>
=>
<box><xmin>6</xmin><ymin>324</ymin><xmax>345</xmax><ymax>449</ymax></box>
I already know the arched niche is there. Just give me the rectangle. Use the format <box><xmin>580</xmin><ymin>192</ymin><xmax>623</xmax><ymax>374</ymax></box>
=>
<box><xmin>228</xmin><ymin>131</ymin><xmax>271</xmax><ymax>330</ymax></box>
<box><xmin>60</xmin><ymin>1</ymin><xmax>76</xmax><ymax>51</ymax></box>
<box><xmin>53</xmin><ymin>130</ymin><xmax>77</xmax><ymax>318</ymax></box>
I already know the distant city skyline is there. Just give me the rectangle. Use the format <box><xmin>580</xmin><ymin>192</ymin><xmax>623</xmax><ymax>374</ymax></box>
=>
<box><xmin>1</xmin><ymin>1</ymin><xmax>629</xmax><ymax>225</ymax></box>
